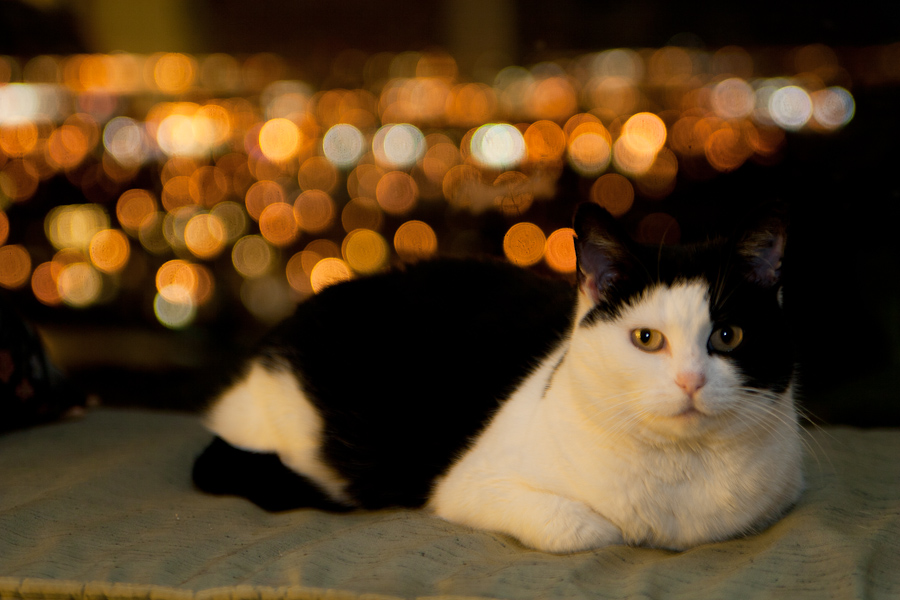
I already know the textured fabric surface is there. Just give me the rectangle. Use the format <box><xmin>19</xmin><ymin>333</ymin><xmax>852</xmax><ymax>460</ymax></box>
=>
<box><xmin>1</xmin><ymin>408</ymin><xmax>899</xmax><ymax>600</ymax></box>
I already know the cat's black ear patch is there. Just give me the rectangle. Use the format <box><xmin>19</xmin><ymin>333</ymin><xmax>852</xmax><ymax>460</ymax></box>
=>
<box><xmin>573</xmin><ymin>202</ymin><xmax>634</xmax><ymax>303</ymax></box>
<box><xmin>735</xmin><ymin>204</ymin><xmax>788</xmax><ymax>287</ymax></box>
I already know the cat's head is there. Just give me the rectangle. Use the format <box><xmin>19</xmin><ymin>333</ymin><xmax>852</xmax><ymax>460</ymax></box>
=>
<box><xmin>570</xmin><ymin>202</ymin><xmax>795</xmax><ymax>442</ymax></box>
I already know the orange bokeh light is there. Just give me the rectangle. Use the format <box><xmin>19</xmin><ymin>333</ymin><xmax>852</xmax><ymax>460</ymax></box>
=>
<box><xmin>0</xmin><ymin>121</ymin><xmax>39</xmax><ymax>157</ymax></box>
<box><xmin>244</xmin><ymin>180</ymin><xmax>285</xmax><ymax>221</ymax></box>
<box><xmin>375</xmin><ymin>170</ymin><xmax>418</xmax><ymax>216</ymax></box>
<box><xmin>298</xmin><ymin>156</ymin><xmax>338</xmax><ymax>193</ymax></box>
<box><xmin>89</xmin><ymin>228</ymin><xmax>130</xmax><ymax>273</ymax></box>
<box><xmin>341</xmin><ymin>197</ymin><xmax>383</xmax><ymax>233</ymax></box>
<box><xmin>394</xmin><ymin>220</ymin><xmax>437</xmax><ymax>263</ymax></box>
<box><xmin>258</xmin><ymin>117</ymin><xmax>301</xmax><ymax>163</ymax></box>
<box><xmin>503</xmin><ymin>222</ymin><xmax>546</xmax><ymax>266</ymax></box>
<box><xmin>544</xmin><ymin>228</ymin><xmax>576</xmax><ymax>273</ymax></box>
<box><xmin>294</xmin><ymin>189</ymin><xmax>336</xmax><ymax>233</ymax></box>
<box><xmin>0</xmin><ymin>244</ymin><xmax>31</xmax><ymax>289</ymax></box>
<box><xmin>259</xmin><ymin>202</ymin><xmax>300</xmax><ymax>247</ymax></box>
<box><xmin>31</xmin><ymin>261</ymin><xmax>62</xmax><ymax>306</ymax></box>
<box><xmin>116</xmin><ymin>189</ymin><xmax>158</xmax><ymax>234</ymax></box>
<box><xmin>184</xmin><ymin>213</ymin><xmax>227</xmax><ymax>259</ymax></box>
<box><xmin>524</xmin><ymin>120</ymin><xmax>566</xmax><ymax>163</ymax></box>
<box><xmin>590</xmin><ymin>173</ymin><xmax>634</xmax><ymax>217</ymax></box>
<box><xmin>309</xmin><ymin>257</ymin><xmax>352</xmax><ymax>293</ymax></box>
<box><xmin>342</xmin><ymin>228</ymin><xmax>389</xmax><ymax>274</ymax></box>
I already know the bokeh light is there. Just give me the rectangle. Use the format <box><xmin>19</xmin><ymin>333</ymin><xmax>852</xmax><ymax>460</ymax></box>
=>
<box><xmin>544</xmin><ymin>228</ymin><xmax>576</xmax><ymax>273</ymax></box>
<box><xmin>471</xmin><ymin>123</ymin><xmax>526</xmax><ymax>170</ymax></box>
<box><xmin>210</xmin><ymin>200</ymin><xmax>248</xmax><ymax>243</ymax></box>
<box><xmin>342</xmin><ymin>228</ymin><xmax>389</xmax><ymax>274</ymax></box>
<box><xmin>309</xmin><ymin>257</ymin><xmax>352</xmax><ymax>293</ymax></box>
<box><xmin>298</xmin><ymin>156</ymin><xmax>338</xmax><ymax>193</ymax></box>
<box><xmin>31</xmin><ymin>261</ymin><xmax>62</xmax><ymax>306</ymax></box>
<box><xmin>103</xmin><ymin>116</ymin><xmax>150</xmax><ymax>167</ymax></box>
<box><xmin>232</xmin><ymin>235</ymin><xmax>274</xmax><ymax>278</ymax></box>
<box><xmin>711</xmin><ymin>78</ymin><xmax>755</xmax><ymax>120</ymax></box>
<box><xmin>323</xmin><ymin>123</ymin><xmax>366</xmax><ymax>168</ymax></box>
<box><xmin>590</xmin><ymin>173</ymin><xmax>634</xmax><ymax>217</ymax></box>
<box><xmin>375</xmin><ymin>170</ymin><xmax>418</xmax><ymax>215</ymax></box>
<box><xmin>0</xmin><ymin>45</ymin><xmax>870</xmax><ymax>324</ymax></box>
<box><xmin>394</xmin><ymin>220</ymin><xmax>437</xmax><ymax>262</ymax></box>
<box><xmin>294</xmin><ymin>189</ymin><xmax>336</xmax><ymax>233</ymax></box>
<box><xmin>567</xmin><ymin>120</ymin><xmax>612</xmax><ymax>176</ymax></box>
<box><xmin>614</xmin><ymin>112</ymin><xmax>667</xmax><ymax>176</ymax></box>
<box><xmin>373</xmin><ymin>123</ymin><xmax>425</xmax><ymax>169</ymax></box>
<box><xmin>0</xmin><ymin>159</ymin><xmax>40</xmax><ymax>202</ymax></box>
<box><xmin>341</xmin><ymin>196</ymin><xmax>383</xmax><ymax>233</ymax></box>
<box><xmin>153</xmin><ymin>52</ymin><xmax>196</xmax><ymax>94</ymax></box>
<box><xmin>0</xmin><ymin>212</ymin><xmax>8</xmax><ymax>245</ymax></box>
<box><xmin>503</xmin><ymin>222</ymin><xmax>545</xmax><ymax>266</ymax></box>
<box><xmin>116</xmin><ymin>189</ymin><xmax>158</xmax><ymax>235</ymax></box>
<box><xmin>0</xmin><ymin>244</ymin><xmax>31</xmax><ymax>289</ymax></box>
<box><xmin>811</xmin><ymin>87</ymin><xmax>855</xmax><ymax>130</ymax></box>
<box><xmin>524</xmin><ymin>120</ymin><xmax>566</xmax><ymax>163</ymax></box>
<box><xmin>89</xmin><ymin>228</ymin><xmax>130</xmax><ymax>273</ymax></box>
<box><xmin>259</xmin><ymin>117</ymin><xmax>301</xmax><ymax>162</ymax></box>
<box><xmin>244</xmin><ymin>180</ymin><xmax>285</xmax><ymax>221</ymax></box>
<box><xmin>45</xmin><ymin>204</ymin><xmax>110</xmax><ymax>250</ymax></box>
<box><xmin>155</xmin><ymin>259</ymin><xmax>213</xmax><ymax>308</ymax></box>
<box><xmin>154</xmin><ymin>287</ymin><xmax>196</xmax><ymax>329</ymax></box>
<box><xmin>768</xmin><ymin>86</ymin><xmax>813</xmax><ymax>131</ymax></box>
<box><xmin>259</xmin><ymin>202</ymin><xmax>299</xmax><ymax>247</ymax></box>
<box><xmin>57</xmin><ymin>261</ymin><xmax>101</xmax><ymax>307</ymax></box>
<box><xmin>184</xmin><ymin>212</ymin><xmax>227</xmax><ymax>258</ymax></box>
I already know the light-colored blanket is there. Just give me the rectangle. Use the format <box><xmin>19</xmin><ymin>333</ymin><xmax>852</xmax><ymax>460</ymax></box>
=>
<box><xmin>1</xmin><ymin>408</ymin><xmax>898</xmax><ymax>599</ymax></box>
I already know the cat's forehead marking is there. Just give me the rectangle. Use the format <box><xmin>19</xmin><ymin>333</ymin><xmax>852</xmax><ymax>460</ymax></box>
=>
<box><xmin>611</xmin><ymin>279</ymin><xmax>712</xmax><ymax>334</ymax></box>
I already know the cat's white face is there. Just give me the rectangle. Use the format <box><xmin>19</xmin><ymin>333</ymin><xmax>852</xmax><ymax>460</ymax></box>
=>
<box><xmin>571</xmin><ymin>280</ymin><xmax>784</xmax><ymax>443</ymax></box>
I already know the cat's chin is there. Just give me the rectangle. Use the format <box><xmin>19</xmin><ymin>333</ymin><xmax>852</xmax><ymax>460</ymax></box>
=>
<box><xmin>639</xmin><ymin>407</ymin><xmax>722</xmax><ymax>442</ymax></box>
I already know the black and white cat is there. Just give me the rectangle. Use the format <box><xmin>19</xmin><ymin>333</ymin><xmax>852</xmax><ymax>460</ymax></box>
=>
<box><xmin>193</xmin><ymin>202</ymin><xmax>804</xmax><ymax>553</ymax></box>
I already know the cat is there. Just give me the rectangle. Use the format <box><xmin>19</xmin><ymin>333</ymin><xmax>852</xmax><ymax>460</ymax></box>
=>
<box><xmin>192</xmin><ymin>202</ymin><xmax>804</xmax><ymax>553</ymax></box>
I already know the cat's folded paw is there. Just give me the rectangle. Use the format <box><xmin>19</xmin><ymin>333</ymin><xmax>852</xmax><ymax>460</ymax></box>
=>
<box><xmin>527</xmin><ymin>497</ymin><xmax>623</xmax><ymax>554</ymax></box>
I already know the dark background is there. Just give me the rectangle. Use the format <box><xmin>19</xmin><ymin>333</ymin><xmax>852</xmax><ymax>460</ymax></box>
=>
<box><xmin>2</xmin><ymin>0</ymin><xmax>899</xmax><ymax>427</ymax></box>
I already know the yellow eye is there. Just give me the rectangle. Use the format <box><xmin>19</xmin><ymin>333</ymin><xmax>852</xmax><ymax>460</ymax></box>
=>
<box><xmin>709</xmin><ymin>325</ymin><xmax>744</xmax><ymax>353</ymax></box>
<box><xmin>631</xmin><ymin>328</ymin><xmax>666</xmax><ymax>352</ymax></box>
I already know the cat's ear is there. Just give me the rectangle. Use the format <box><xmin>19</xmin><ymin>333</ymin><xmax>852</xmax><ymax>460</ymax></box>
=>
<box><xmin>735</xmin><ymin>203</ymin><xmax>788</xmax><ymax>287</ymax></box>
<box><xmin>573</xmin><ymin>202</ymin><xmax>634</xmax><ymax>303</ymax></box>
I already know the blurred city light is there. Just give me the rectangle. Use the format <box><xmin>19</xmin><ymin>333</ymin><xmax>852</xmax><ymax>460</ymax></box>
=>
<box><xmin>0</xmin><ymin>41</ymin><xmax>876</xmax><ymax>324</ymax></box>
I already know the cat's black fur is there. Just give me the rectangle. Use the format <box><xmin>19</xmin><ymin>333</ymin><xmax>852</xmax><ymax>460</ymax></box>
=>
<box><xmin>194</xmin><ymin>258</ymin><xmax>575</xmax><ymax>510</ymax></box>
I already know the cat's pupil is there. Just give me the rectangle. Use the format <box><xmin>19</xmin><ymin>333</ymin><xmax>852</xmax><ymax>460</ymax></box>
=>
<box><xmin>639</xmin><ymin>329</ymin><xmax>652</xmax><ymax>344</ymax></box>
<box><xmin>720</xmin><ymin>328</ymin><xmax>733</xmax><ymax>343</ymax></box>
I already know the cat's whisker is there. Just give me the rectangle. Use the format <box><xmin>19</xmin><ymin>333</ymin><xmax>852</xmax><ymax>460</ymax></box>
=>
<box><xmin>733</xmin><ymin>391</ymin><xmax>829</xmax><ymax>469</ymax></box>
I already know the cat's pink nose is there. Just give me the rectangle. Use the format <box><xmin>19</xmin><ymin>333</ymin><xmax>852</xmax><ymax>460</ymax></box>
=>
<box><xmin>675</xmin><ymin>372</ymin><xmax>707</xmax><ymax>397</ymax></box>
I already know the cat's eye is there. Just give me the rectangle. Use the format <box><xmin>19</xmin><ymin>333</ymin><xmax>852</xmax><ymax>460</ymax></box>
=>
<box><xmin>709</xmin><ymin>325</ymin><xmax>744</xmax><ymax>353</ymax></box>
<box><xmin>631</xmin><ymin>328</ymin><xmax>666</xmax><ymax>352</ymax></box>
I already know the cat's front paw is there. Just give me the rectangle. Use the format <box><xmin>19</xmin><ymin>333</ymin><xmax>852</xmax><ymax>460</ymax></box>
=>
<box><xmin>525</xmin><ymin>497</ymin><xmax>623</xmax><ymax>554</ymax></box>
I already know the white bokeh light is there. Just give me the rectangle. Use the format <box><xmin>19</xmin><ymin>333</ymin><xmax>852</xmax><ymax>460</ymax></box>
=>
<box><xmin>470</xmin><ymin>123</ymin><xmax>526</xmax><ymax>170</ymax></box>
<box><xmin>372</xmin><ymin>123</ymin><xmax>425</xmax><ymax>169</ymax></box>
<box><xmin>323</xmin><ymin>123</ymin><xmax>366</xmax><ymax>168</ymax></box>
<box><xmin>768</xmin><ymin>85</ymin><xmax>813</xmax><ymax>131</ymax></box>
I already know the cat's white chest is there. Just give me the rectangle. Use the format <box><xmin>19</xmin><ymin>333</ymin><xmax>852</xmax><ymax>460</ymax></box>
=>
<box><xmin>591</xmin><ymin>444</ymin><xmax>757</xmax><ymax>548</ymax></box>
<box><xmin>429</xmin><ymin>340</ymin><xmax>804</xmax><ymax>553</ymax></box>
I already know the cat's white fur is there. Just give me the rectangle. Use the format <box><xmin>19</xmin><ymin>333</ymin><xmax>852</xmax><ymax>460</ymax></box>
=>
<box><xmin>205</xmin><ymin>361</ymin><xmax>350</xmax><ymax>502</ymax></box>
<box><xmin>429</xmin><ymin>281</ymin><xmax>804</xmax><ymax>552</ymax></box>
<box><xmin>206</xmin><ymin>280</ymin><xmax>804</xmax><ymax>553</ymax></box>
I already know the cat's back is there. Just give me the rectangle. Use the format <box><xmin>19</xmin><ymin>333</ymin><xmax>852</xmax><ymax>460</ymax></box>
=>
<box><xmin>206</xmin><ymin>258</ymin><xmax>576</xmax><ymax>508</ymax></box>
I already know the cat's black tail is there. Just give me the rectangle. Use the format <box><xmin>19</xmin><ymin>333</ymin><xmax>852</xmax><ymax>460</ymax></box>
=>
<box><xmin>192</xmin><ymin>436</ymin><xmax>352</xmax><ymax>513</ymax></box>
